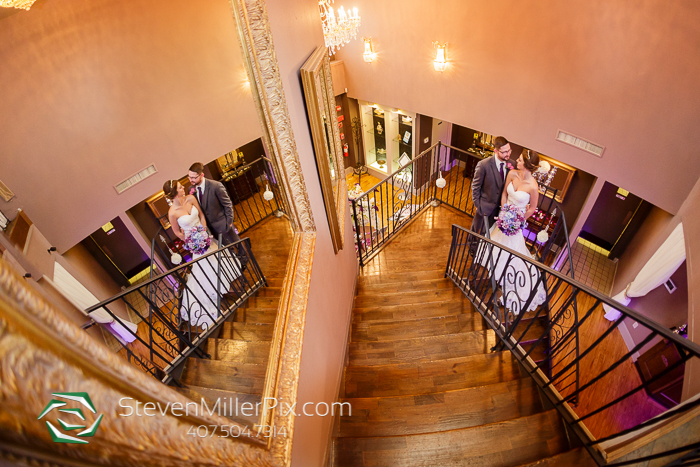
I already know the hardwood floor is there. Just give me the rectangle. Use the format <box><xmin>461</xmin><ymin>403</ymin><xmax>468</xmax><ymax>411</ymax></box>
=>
<box><xmin>331</xmin><ymin>206</ymin><xmax>592</xmax><ymax>466</ymax></box>
<box><xmin>346</xmin><ymin>165</ymin><xmax>475</xmax><ymax>254</ymax></box>
<box><xmin>551</xmin><ymin>290</ymin><xmax>665</xmax><ymax>440</ymax></box>
<box><xmin>332</xmin><ymin>204</ymin><xmax>663</xmax><ymax>465</ymax></box>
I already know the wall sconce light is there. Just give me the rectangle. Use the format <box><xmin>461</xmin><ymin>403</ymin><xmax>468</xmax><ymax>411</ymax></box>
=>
<box><xmin>362</xmin><ymin>37</ymin><xmax>376</xmax><ymax>63</ymax></box>
<box><xmin>432</xmin><ymin>41</ymin><xmax>448</xmax><ymax>72</ymax></box>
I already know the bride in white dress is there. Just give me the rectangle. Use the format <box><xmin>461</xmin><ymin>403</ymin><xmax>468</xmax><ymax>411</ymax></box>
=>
<box><xmin>164</xmin><ymin>180</ymin><xmax>239</xmax><ymax>330</ymax></box>
<box><xmin>478</xmin><ymin>152</ymin><xmax>547</xmax><ymax>315</ymax></box>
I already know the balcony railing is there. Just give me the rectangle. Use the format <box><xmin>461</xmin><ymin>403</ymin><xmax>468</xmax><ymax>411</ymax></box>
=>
<box><xmin>85</xmin><ymin>237</ymin><xmax>265</xmax><ymax>384</ymax></box>
<box><xmin>446</xmin><ymin>224</ymin><xmax>700</xmax><ymax>466</ymax></box>
<box><xmin>351</xmin><ymin>141</ymin><xmax>574</xmax><ymax>277</ymax></box>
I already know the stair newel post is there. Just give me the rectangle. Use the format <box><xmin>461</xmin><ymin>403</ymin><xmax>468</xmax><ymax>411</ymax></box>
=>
<box><xmin>352</xmin><ymin>198</ymin><xmax>363</xmax><ymax>267</ymax></box>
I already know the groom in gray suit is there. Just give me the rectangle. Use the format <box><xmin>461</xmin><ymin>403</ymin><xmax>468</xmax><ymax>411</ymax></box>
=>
<box><xmin>188</xmin><ymin>162</ymin><xmax>241</xmax><ymax>246</ymax></box>
<box><xmin>471</xmin><ymin>136</ymin><xmax>512</xmax><ymax>234</ymax></box>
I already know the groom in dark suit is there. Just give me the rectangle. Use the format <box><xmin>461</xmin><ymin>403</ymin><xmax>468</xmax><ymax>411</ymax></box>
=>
<box><xmin>470</xmin><ymin>136</ymin><xmax>512</xmax><ymax>234</ymax></box>
<box><xmin>188</xmin><ymin>162</ymin><xmax>241</xmax><ymax>246</ymax></box>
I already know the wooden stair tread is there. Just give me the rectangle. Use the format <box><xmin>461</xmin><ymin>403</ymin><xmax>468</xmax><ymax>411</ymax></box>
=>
<box><xmin>254</xmin><ymin>287</ymin><xmax>282</xmax><ymax>297</ymax></box>
<box><xmin>174</xmin><ymin>384</ymin><xmax>261</xmax><ymax>427</ymax></box>
<box><xmin>206</xmin><ymin>338</ymin><xmax>272</xmax><ymax>364</ymax></box>
<box><xmin>361</xmin><ymin>259</ymin><xmax>454</xmax><ymax>273</ymax></box>
<box><xmin>180</xmin><ymin>358</ymin><xmax>266</xmax><ymax>393</ymax></box>
<box><xmin>220</xmin><ymin>322</ymin><xmax>274</xmax><ymax>341</ymax></box>
<box><xmin>344</xmin><ymin>351</ymin><xmax>522</xmax><ymax>398</ymax></box>
<box><xmin>515</xmin><ymin>448</ymin><xmax>596</xmax><ymax>467</ymax></box>
<box><xmin>332</xmin><ymin>410</ymin><xmax>568</xmax><ymax>467</ymax></box>
<box><xmin>354</xmin><ymin>288</ymin><xmax>466</xmax><ymax>308</ymax></box>
<box><xmin>338</xmin><ymin>378</ymin><xmax>544</xmax><ymax>437</ymax></box>
<box><xmin>356</xmin><ymin>278</ymin><xmax>454</xmax><ymax>296</ymax></box>
<box><xmin>234</xmin><ymin>308</ymin><xmax>278</xmax><ymax>324</ymax></box>
<box><xmin>353</xmin><ymin>298</ymin><xmax>468</xmax><ymax>316</ymax></box>
<box><xmin>244</xmin><ymin>296</ymin><xmax>280</xmax><ymax>308</ymax></box>
<box><xmin>358</xmin><ymin>269</ymin><xmax>445</xmax><ymax>286</ymax></box>
<box><xmin>352</xmin><ymin>313</ymin><xmax>485</xmax><ymax>342</ymax></box>
<box><xmin>349</xmin><ymin>330</ymin><xmax>498</xmax><ymax>366</ymax></box>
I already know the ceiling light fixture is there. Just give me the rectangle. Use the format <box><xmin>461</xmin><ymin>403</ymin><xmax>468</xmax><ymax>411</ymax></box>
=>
<box><xmin>319</xmin><ymin>0</ymin><xmax>361</xmax><ymax>56</ymax></box>
<box><xmin>0</xmin><ymin>0</ymin><xmax>36</xmax><ymax>9</ymax></box>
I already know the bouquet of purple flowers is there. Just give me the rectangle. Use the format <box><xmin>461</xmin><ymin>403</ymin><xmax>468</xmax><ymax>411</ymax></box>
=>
<box><xmin>497</xmin><ymin>204</ymin><xmax>526</xmax><ymax>236</ymax></box>
<box><xmin>184</xmin><ymin>225</ymin><xmax>211</xmax><ymax>255</ymax></box>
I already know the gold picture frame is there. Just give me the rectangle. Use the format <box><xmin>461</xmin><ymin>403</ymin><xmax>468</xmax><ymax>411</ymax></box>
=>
<box><xmin>300</xmin><ymin>46</ymin><xmax>346</xmax><ymax>253</ymax></box>
<box><xmin>539</xmin><ymin>154</ymin><xmax>576</xmax><ymax>202</ymax></box>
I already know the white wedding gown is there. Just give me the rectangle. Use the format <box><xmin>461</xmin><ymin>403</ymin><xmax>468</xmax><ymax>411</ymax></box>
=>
<box><xmin>177</xmin><ymin>206</ymin><xmax>239</xmax><ymax>329</ymax></box>
<box><xmin>478</xmin><ymin>182</ymin><xmax>547</xmax><ymax>314</ymax></box>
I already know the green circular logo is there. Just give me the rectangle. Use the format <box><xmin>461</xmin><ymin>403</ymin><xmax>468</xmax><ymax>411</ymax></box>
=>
<box><xmin>38</xmin><ymin>392</ymin><xmax>103</xmax><ymax>444</ymax></box>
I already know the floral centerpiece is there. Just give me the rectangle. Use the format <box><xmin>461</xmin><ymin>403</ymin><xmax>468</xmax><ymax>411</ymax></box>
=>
<box><xmin>497</xmin><ymin>204</ymin><xmax>526</xmax><ymax>236</ymax></box>
<box><xmin>348</xmin><ymin>183</ymin><xmax>364</xmax><ymax>200</ymax></box>
<box><xmin>184</xmin><ymin>225</ymin><xmax>211</xmax><ymax>255</ymax></box>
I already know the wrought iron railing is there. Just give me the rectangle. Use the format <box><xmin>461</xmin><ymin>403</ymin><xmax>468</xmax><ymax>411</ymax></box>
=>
<box><xmin>445</xmin><ymin>224</ymin><xmax>700</xmax><ymax>466</ymax></box>
<box><xmin>86</xmin><ymin>237</ymin><xmax>265</xmax><ymax>384</ymax></box>
<box><xmin>221</xmin><ymin>155</ymin><xmax>286</xmax><ymax>233</ymax></box>
<box><xmin>351</xmin><ymin>141</ymin><xmax>575</xmax><ymax>275</ymax></box>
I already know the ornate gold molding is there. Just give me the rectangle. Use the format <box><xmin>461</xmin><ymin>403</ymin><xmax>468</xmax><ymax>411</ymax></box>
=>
<box><xmin>322</xmin><ymin>51</ymin><xmax>347</xmax><ymax>249</ymax></box>
<box><xmin>0</xmin><ymin>258</ymin><xmax>272</xmax><ymax>467</ymax></box>
<box><xmin>229</xmin><ymin>1</ymin><xmax>320</xmax><ymax>464</ymax></box>
<box><xmin>231</xmin><ymin>0</ymin><xmax>316</xmax><ymax>234</ymax></box>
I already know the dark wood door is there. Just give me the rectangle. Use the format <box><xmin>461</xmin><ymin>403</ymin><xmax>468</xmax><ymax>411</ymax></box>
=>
<box><xmin>636</xmin><ymin>339</ymin><xmax>685</xmax><ymax>409</ymax></box>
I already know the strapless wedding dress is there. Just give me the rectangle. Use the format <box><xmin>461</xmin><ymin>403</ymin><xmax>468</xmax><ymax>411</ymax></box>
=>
<box><xmin>478</xmin><ymin>182</ymin><xmax>547</xmax><ymax>314</ymax></box>
<box><xmin>177</xmin><ymin>206</ymin><xmax>239</xmax><ymax>329</ymax></box>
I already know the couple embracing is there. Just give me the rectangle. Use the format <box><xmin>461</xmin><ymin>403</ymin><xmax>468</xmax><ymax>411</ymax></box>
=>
<box><xmin>162</xmin><ymin>163</ymin><xmax>244</xmax><ymax>330</ymax></box>
<box><xmin>471</xmin><ymin>137</ymin><xmax>547</xmax><ymax>315</ymax></box>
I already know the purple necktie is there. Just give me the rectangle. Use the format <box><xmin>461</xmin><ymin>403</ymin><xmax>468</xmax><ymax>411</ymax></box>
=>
<box><xmin>499</xmin><ymin>161</ymin><xmax>505</xmax><ymax>181</ymax></box>
<box><xmin>197</xmin><ymin>186</ymin><xmax>203</xmax><ymax>203</ymax></box>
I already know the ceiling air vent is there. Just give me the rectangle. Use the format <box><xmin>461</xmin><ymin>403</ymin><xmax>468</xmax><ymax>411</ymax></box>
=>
<box><xmin>114</xmin><ymin>165</ymin><xmax>158</xmax><ymax>194</ymax></box>
<box><xmin>555</xmin><ymin>130</ymin><xmax>605</xmax><ymax>157</ymax></box>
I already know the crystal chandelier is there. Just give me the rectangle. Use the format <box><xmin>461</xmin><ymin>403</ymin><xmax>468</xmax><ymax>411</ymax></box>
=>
<box><xmin>319</xmin><ymin>0</ymin><xmax>360</xmax><ymax>56</ymax></box>
<box><xmin>0</xmin><ymin>0</ymin><xmax>37</xmax><ymax>10</ymax></box>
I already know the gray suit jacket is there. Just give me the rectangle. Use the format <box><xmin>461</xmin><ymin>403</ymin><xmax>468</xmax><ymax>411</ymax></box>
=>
<box><xmin>471</xmin><ymin>156</ymin><xmax>508</xmax><ymax>231</ymax></box>
<box><xmin>195</xmin><ymin>179</ymin><xmax>234</xmax><ymax>237</ymax></box>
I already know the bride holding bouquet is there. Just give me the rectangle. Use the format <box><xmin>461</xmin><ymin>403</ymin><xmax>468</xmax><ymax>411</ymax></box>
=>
<box><xmin>478</xmin><ymin>151</ymin><xmax>547</xmax><ymax>315</ymax></box>
<box><xmin>164</xmin><ymin>180</ymin><xmax>238</xmax><ymax>330</ymax></box>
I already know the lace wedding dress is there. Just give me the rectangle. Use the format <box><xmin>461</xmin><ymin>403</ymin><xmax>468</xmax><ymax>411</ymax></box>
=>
<box><xmin>478</xmin><ymin>182</ymin><xmax>547</xmax><ymax>314</ymax></box>
<box><xmin>176</xmin><ymin>206</ymin><xmax>239</xmax><ymax>329</ymax></box>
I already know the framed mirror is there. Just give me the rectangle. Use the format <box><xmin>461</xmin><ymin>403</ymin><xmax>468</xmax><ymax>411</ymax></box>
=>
<box><xmin>301</xmin><ymin>46</ymin><xmax>346</xmax><ymax>253</ymax></box>
<box><xmin>539</xmin><ymin>154</ymin><xmax>577</xmax><ymax>202</ymax></box>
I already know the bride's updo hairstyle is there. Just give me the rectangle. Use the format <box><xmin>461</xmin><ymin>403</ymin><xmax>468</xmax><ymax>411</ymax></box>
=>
<box><xmin>522</xmin><ymin>150</ymin><xmax>541</xmax><ymax>173</ymax></box>
<box><xmin>162</xmin><ymin>179</ymin><xmax>178</xmax><ymax>199</ymax></box>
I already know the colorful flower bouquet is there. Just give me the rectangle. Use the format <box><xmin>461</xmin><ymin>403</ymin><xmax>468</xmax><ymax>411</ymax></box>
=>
<box><xmin>497</xmin><ymin>204</ymin><xmax>526</xmax><ymax>236</ymax></box>
<box><xmin>184</xmin><ymin>225</ymin><xmax>211</xmax><ymax>255</ymax></box>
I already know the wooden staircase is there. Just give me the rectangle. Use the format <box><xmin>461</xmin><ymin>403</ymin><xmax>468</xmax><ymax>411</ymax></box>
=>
<box><xmin>174</xmin><ymin>216</ymin><xmax>293</xmax><ymax>427</ymax></box>
<box><xmin>331</xmin><ymin>206</ymin><xmax>595</xmax><ymax>467</ymax></box>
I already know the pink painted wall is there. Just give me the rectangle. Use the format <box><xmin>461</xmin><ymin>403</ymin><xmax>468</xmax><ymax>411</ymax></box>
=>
<box><xmin>611</xmin><ymin>176</ymin><xmax>700</xmax><ymax>400</ymax></box>
<box><xmin>612</xmin><ymin>206</ymin><xmax>675</xmax><ymax>297</ymax></box>
<box><xmin>335</xmin><ymin>0</ymin><xmax>700</xmax><ymax>215</ymax></box>
<box><xmin>0</xmin><ymin>0</ymin><xmax>261</xmax><ymax>252</ymax></box>
<box><xmin>263</xmin><ymin>1</ymin><xmax>358</xmax><ymax>465</ymax></box>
